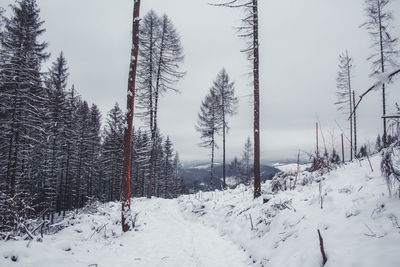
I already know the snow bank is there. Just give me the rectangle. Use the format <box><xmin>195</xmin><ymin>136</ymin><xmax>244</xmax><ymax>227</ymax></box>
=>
<box><xmin>273</xmin><ymin>162</ymin><xmax>311</xmax><ymax>173</ymax></box>
<box><xmin>179</xmin><ymin>155</ymin><xmax>400</xmax><ymax>267</ymax></box>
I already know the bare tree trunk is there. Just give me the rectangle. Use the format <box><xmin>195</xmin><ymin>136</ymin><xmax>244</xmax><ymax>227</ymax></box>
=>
<box><xmin>316</xmin><ymin>122</ymin><xmax>319</xmax><ymax>158</ymax></box>
<box><xmin>353</xmin><ymin>91</ymin><xmax>357</xmax><ymax>158</ymax></box>
<box><xmin>121</xmin><ymin>0</ymin><xmax>141</xmax><ymax>233</ymax></box>
<box><xmin>10</xmin><ymin>130</ymin><xmax>19</xmax><ymax>196</ymax></box>
<box><xmin>210</xmin><ymin>137</ymin><xmax>215</xmax><ymax>190</ymax></box>
<box><xmin>346</xmin><ymin>51</ymin><xmax>353</xmax><ymax>161</ymax></box>
<box><xmin>253</xmin><ymin>0</ymin><xmax>261</xmax><ymax>199</ymax></box>
<box><xmin>377</xmin><ymin>1</ymin><xmax>387</xmax><ymax>147</ymax></box>
<box><xmin>341</xmin><ymin>133</ymin><xmax>344</xmax><ymax>163</ymax></box>
<box><xmin>222</xmin><ymin>108</ymin><xmax>226</xmax><ymax>189</ymax></box>
<box><xmin>148</xmin><ymin>17</ymin><xmax>155</xmax><ymax>199</ymax></box>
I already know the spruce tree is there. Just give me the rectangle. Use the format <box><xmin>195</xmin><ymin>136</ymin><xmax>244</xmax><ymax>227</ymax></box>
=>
<box><xmin>212</xmin><ymin>69</ymin><xmax>238</xmax><ymax>189</ymax></box>
<box><xmin>44</xmin><ymin>52</ymin><xmax>68</xmax><ymax>221</ymax></box>
<box><xmin>0</xmin><ymin>0</ymin><xmax>49</xmax><ymax>227</ymax></box>
<box><xmin>196</xmin><ymin>89</ymin><xmax>222</xmax><ymax>190</ymax></box>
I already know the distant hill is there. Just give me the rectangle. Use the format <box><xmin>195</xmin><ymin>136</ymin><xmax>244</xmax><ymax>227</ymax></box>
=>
<box><xmin>182</xmin><ymin>163</ymin><xmax>280</xmax><ymax>192</ymax></box>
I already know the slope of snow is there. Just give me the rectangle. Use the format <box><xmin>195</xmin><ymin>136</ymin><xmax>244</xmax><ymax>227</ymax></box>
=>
<box><xmin>0</xmin><ymin>198</ymin><xmax>249</xmax><ymax>267</ymax></box>
<box><xmin>1</xmin><ymin>154</ymin><xmax>399</xmax><ymax>267</ymax></box>
<box><xmin>179</xmin><ymin>155</ymin><xmax>400</xmax><ymax>267</ymax></box>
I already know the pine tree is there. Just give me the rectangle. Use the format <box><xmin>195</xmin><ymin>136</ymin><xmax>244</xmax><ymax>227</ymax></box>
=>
<box><xmin>362</xmin><ymin>0</ymin><xmax>399</xmax><ymax>147</ymax></box>
<box><xmin>102</xmin><ymin>103</ymin><xmax>125</xmax><ymax>202</ymax></box>
<box><xmin>375</xmin><ymin>134</ymin><xmax>383</xmax><ymax>151</ymax></box>
<box><xmin>87</xmin><ymin>104</ymin><xmax>102</xmax><ymax>200</ymax></box>
<box><xmin>62</xmin><ymin>86</ymin><xmax>80</xmax><ymax>212</ymax></box>
<box><xmin>43</xmin><ymin>52</ymin><xmax>68</xmax><ymax>221</ymax></box>
<box><xmin>172</xmin><ymin>152</ymin><xmax>185</xmax><ymax>196</ymax></box>
<box><xmin>75</xmin><ymin>101</ymin><xmax>91</xmax><ymax>207</ymax></box>
<box><xmin>212</xmin><ymin>69</ymin><xmax>238</xmax><ymax>189</ymax></box>
<box><xmin>330</xmin><ymin>148</ymin><xmax>340</xmax><ymax>164</ymax></box>
<box><xmin>228</xmin><ymin>157</ymin><xmax>242</xmax><ymax>187</ymax></box>
<box><xmin>196</xmin><ymin>89</ymin><xmax>222</xmax><ymax>190</ymax></box>
<box><xmin>335</xmin><ymin>51</ymin><xmax>354</xmax><ymax>161</ymax></box>
<box><xmin>0</xmin><ymin>0</ymin><xmax>49</xmax><ymax>227</ymax></box>
<box><xmin>161</xmin><ymin>137</ymin><xmax>174</xmax><ymax>198</ymax></box>
<box><xmin>136</xmin><ymin>10</ymin><xmax>184</xmax><ymax>198</ymax></box>
<box><xmin>241</xmin><ymin>137</ymin><xmax>253</xmax><ymax>185</ymax></box>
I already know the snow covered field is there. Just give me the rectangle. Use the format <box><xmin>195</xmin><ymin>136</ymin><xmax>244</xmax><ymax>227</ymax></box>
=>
<box><xmin>273</xmin><ymin>162</ymin><xmax>312</xmax><ymax>173</ymax></box>
<box><xmin>1</xmin><ymin>154</ymin><xmax>400</xmax><ymax>267</ymax></box>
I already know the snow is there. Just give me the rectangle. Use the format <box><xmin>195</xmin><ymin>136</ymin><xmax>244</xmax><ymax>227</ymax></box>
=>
<box><xmin>273</xmin><ymin>162</ymin><xmax>311</xmax><ymax>173</ymax></box>
<box><xmin>1</xmin><ymin>154</ymin><xmax>400</xmax><ymax>267</ymax></box>
<box><xmin>0</xmin><ymin>200</ymin><xmax>248</xmax><ymax>267</ymax></box>
<box><xmin>179</xmin><ymin>155</ymin><xmax>400</xmax><ymax>266</ymax></box>
<box><xmin>190</xmin><ymin>162</ymin><xmax>220</xmax><ymax>169</ymax></box>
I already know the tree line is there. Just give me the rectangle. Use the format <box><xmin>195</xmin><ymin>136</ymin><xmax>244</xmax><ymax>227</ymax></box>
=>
<box><xmin>0</xmin><ymin>0</ymin><xmax>186</xmax><ymax>235</ymax></box>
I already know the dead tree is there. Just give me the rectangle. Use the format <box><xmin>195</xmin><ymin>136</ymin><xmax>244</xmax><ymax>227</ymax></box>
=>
<box><xmin>212</xmin><ymin>0</ymin><xmax>261</xmax><ymax>198</ymax></box>
<box><xmin>335</xmin><ymin>51</ymin><xmax>354</xmax><ymax>161</ymax></box>
<box><xmin>353</xmin><ymin>91</ymin><xmax>358</xmax><ymax>158</ymax></box>
<box><xmin>121</xmin><ymin>0</ymin><xmax>141</xmax><ymax>233</ymax></box>
<box><xmin>361</xmin><ymin>0</ymin><xmax>399</xmax><ymax>147</ymax></box>
<box><xmin>350</xmin><ymin>68</ymin><xmax>400</xmax><ymax>120</ymax></box>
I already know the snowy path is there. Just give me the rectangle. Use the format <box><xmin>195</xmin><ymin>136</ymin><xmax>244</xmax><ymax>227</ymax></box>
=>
<box><xmin>131</xmin><ymin>199</ymin><xmax>249</xmax><ymax>267</ymax></box>
<box><xmin>1</xmin><ymin>198</ymin><xmax>250</xmax><ymax>267</ymax></box>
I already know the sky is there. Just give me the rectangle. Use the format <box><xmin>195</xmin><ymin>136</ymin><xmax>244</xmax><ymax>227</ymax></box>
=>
<box><xmin>2</xmin><ymin>0</ymin><xmax>400</xmax><ymax>163</ymax></box>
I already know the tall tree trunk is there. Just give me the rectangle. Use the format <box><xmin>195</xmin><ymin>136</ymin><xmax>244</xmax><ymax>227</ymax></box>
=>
<box><xmin>353</xmin><ymin>91</ymin><xmax>357</xmax><ymax>158</ymax></box>
<box><xmin>10</xmin><ymin>130</ymin><xmax>19</xmax><ymax>196</ymax></box>
<box><xmin>346</xmin><ymin>51</ymin><xmax>353</xmax><ymax>161</ymax></box>
<box><xmin>211</xmin><ymin>138</ymin><xmax>215</xmax><ymax>191</ymax></box>
<box><xmin>6</xmin><ymin>132</ymin><xmax>14</xmax><ymax>193</ymax></box>
<box><xmin>377</xmin><ymin>1</ymin><xmax>387</xmax><ymax>147</ymax></box>
<box><xmin>65</xmin><ymin>147</ymin><xmax>71</xmax><ymax>211</ymax></box>
<box><xmin>341</xmin><ymin>133</ymin><xmax>344</xmax><ymax>163</ymax></box>
<box><xmin>121</xmin><ymin>0</ymin><xmax>141</xmax><ymax>232</ymax></box>
<box><xmin>253</xmin><ymin>0</ymin><xmax>261</xmax><ymax>199</ymax></box>
<box><xmin>151</xmin><ymin>22</ymin><xmax>167</xmax><ymax>197</ymax></box>
<box><xmin>222</xmin><ymin>107</ymin><xmax>226</xmax><ymax>189</ymax></box>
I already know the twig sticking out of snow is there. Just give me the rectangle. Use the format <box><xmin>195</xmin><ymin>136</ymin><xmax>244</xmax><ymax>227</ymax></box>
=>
<box><xmin>364</xmin><ymin>224</ymin><xmax>377</xmax><ymax>237</ymax></box>
<box><xmin>366</xmin><ymin>153</ymin><xmax>374</xmax><ymax>172</ymax></box>
<box><xmin>317</xmin><ymin>229</ymin><xmax>327</xmax><ymax>266</ymax></box>
<box><xmin>389</xmin><ymin>214</ymin><xmax>400</xmax><ymax>232</ymax></box>
<box><xmin>364</xmin><ymin>224</ymin><xmax>386</xmax><ymax>238</ymax></box>
<box><xmin>90</xmin><ymin>224</ymin><xmax>108</xmax><ymax>239</ymax></box>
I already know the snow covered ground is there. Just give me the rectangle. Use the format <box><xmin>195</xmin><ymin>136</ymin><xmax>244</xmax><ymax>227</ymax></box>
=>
<box><xmin>273</xmin><ymin>162</ymin><xmax>311</xmax><ymax>173</ymax></box>
<box><xmin>180</xmin><ymin>155</ymin><xmax>400</xmax><ymax>266</ymax></box>
<box><xmin>0</xmin><ymin>199</ymin><xmax>248</xmax><ymax>267</ymax></box>
<box><xmin>1</xmin><ymin>154</ymin><xmax>400</xmax><ymax>267</ymax></box>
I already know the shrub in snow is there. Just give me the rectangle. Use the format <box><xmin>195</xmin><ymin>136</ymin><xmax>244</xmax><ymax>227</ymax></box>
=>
<box><xmin>0</xmin><ymin>191</ymin><xmax>38</xmax><ymax>240</ymax></box>
<box><xmin>270</xmin><ymin>172</ymin><xmax>291</xmax><ymax>193</ymax></box>
<box><xmin>381</xmin><ymin>141</ymin><xmax>400</xmax><ymax>198</ymax></box>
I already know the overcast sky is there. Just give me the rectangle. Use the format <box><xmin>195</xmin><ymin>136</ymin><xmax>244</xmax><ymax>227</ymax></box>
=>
<box><xmin>3</xmin><ymin>0</ymin><xmax>400</xmax><ymax>163</ymax></box>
